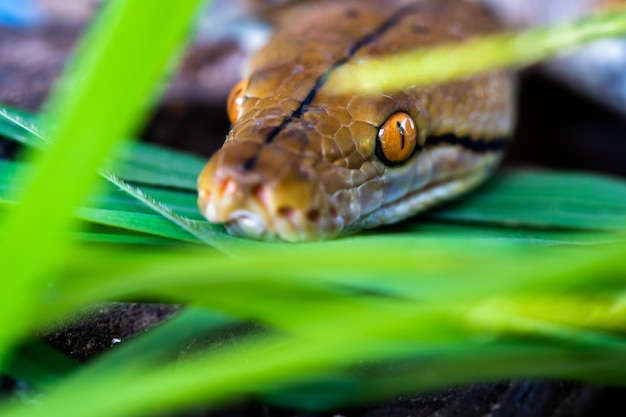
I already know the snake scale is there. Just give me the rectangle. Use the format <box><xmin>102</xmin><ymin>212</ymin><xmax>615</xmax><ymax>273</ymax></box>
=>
<box><xmin>198</xmin><ymin>0</ymin><xmax>516</xmax><ymax>242</ymax></box>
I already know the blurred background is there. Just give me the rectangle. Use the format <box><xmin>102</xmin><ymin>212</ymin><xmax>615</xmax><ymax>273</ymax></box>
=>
<box><xmin>2</xmin><ymin>0</ymin><xmax>626</xmax><ymax>173</ymax></box>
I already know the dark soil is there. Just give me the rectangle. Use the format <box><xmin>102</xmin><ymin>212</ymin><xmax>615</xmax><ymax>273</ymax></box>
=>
<box><xmin>1</xmin><ymin>17</ymin><xmax>626</xmax><ymax>417</ymax></box>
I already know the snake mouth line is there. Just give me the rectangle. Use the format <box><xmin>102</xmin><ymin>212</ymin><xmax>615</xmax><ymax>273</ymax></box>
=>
<box><xmin>370</xmin><ymin>134</ymin><xmax>508</xmax><ymax>216</ymax></box>
<box><xmin>387</xmin><ymin>169</ymin><xmax>489</xmax><ymax>211</ymax></box>
<box><xmin>224</xmin><ymin>164</ymin><xmax>492</xmax><ymax>241</ymax></box>
<box><xmin>368</xmin><ymin>135</ymin><xmax>507</xmax><ymax>219</ymax></box>
<box><xmin>224</xmin><ymin>208</ymin><xmax>341</xmax><ymax>242</ymax></box>
<box><xmin>350</xmin><ymin>156</ymin><xmax>498</xmax><ymax>233</ymax></box>
<box><xmin>218</xmin><ymin>139</ymin><xmax>504</xmax><ymax>242</ymax></box>
<box><xmin>424</xmin><ymin>134</ymin><xmax>508</xmax><ymax>153</ymax></box>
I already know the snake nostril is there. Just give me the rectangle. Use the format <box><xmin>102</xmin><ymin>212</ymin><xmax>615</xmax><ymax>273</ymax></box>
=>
<box><xmin>277</xmin><ymin>206</ymin><xmax>297</xmax><ymax>222</ymax></box>
<box><xmin>329</xmin><ymin>207</ymin><xmax>339</xmax><ymax>219</ymax></box>
<box><xmin>218</xmin><ymin>177</ymin><xmax>236</xmax><ymax>198</ymax></box>
<box><xmin>307</xmin><ymin>209</ymin><xmax>321</xmax><ymax>223</ymax></box>
<box><xmin>251</xmin><ymin>183</ymin><xmax>269</xmax><ymax>207</ymax></box>
<box><xmin>198</xmin><ymin>188</ymin><xmax>211</xmax><ymax>201</ymax></box>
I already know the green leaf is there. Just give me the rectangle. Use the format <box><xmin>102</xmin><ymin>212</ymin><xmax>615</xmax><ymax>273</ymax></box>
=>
<box><xmin>0</xmin><ymin>104</ymin><xmax>239</xmax><ymax>252</ymax></box>
<box><xmin>5</xmin><ymin>339</ymin><xmax>79</xmax><ymax>391</ymax></box>
<box><xmin>0</xmin><ymin>0</ymin><xmax>207</xmax><ymax>365</ymax></box>
<box><xmin>430</xmin><ymin>171</ymin><xmax>626</xmax><ymax>230</ymax></box>
<box><xmin>66</xmin><ymin>308</ymin><xmax>236</xmax><ymax>384</ymax></box>
<box><xmin>0</xmin><ymin>107</ymin><xmax>46</xmax><ymax>149</ymax></box>
<box><xmin>76</xmin><ymin>208</ymin><xmax>205</xmax><ymax>243</ymax></box>
<box><xmin>328</xmin><ymin>10</ymin><xmax>626</xmax><ymax>93</ymax></box>
<box><xmin>113</xmin><ymin>142</ymin><xmax>207</xmax><ymax>191</ymax></box>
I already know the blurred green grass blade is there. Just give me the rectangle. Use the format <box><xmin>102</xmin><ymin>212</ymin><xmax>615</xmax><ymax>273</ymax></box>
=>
<box><xmin>67</xmin><ymin>308</ymin><xmax>236</xmax><ymax>383</ymax></box>
<box><xmin>12</xmin><ymin>239</ymin><xmax>626</xmax><ymax>415</ymax></box>
<box><xmin>0</xmin><ymin>0</ymin><xmax>206</xmax><ymax>365</ymax></box>
<box><xmin>0</xmin><ymin>160</ymin><xmax>240</xmax><ymax>245</ymax></box>
<box><xmin>97</xmin><ymin>173</ymin><xmax>238</xmax><ymax>250</ymax></box>
<box><xmin>4</xmin><ymin>301</ymin><xmax>626</xmax><ymax>417</ymax></box>
<box><xmin>290</xmin><ymin>348</ymin><xmax>626</xmax><ymax>410</ymax></box>
<box><xmin>0</xmin><ymin>104</ymin><xmax>234</xmax><ymax>250</ymax></box>
<box><xmin>431</xmin><ymin>171</ymin><xmax>626</xmax><ymax>230</ymax></box>
<box><xmin>114</xmin><ymin>142</ymin><xmax>207</xmax><ymax>191</ymax></box>
<box><xmin>76</xmin><ymin>208</ymin><xmax>204</xmax><ymax>243</ymax></box>
<box><xmin>0</xmin><ymin>106</ymin><xmax>38</xmax><ymax>125</ymax></box>
<box><xmin>0</xmin><ymin>107</ymin><xmax>46</xmax><ymax>149</ymax></box>
<box><xmin>0</xmin><ymin>105</ymin><xmax>205</xmax><ymax>191</ymax></box>
<box><xmin>262</xmin><ymin>346</ymin><xmax>626</xmax><ymax>410</ymax></box>
<box><xmin>3</xmin><ymin>157</ymin><xmax>626</xmax><ymax>246</ymax></box>
<box><xmin>329</xmin><ymin>10</ymin><xmax>626</xmax><ymax>93</ymax></box>
<box><xmin>363</xmin><ymin>222</ymin><xmax>624</xmax><ymax>246</ymax></box>
<box><xmin>89</xmin><ymin>184</ymin><xmax>203</xmax><ymax>219</ymax></box>
<box><xmin>123</xmin><ymin>186</ymin><xmax>203</xmax><ymax>219</ymax></box>
<box><xmin>0</xmin><ymin>199</ymin><xmax>209</xmax><ymax>245</ymax></box>
<box><xmin>109</xmin><ymin>163</ymin><xmax>199</xmax><ymax>191</ymax></box>
<box><xmin>0</xmin><ymin>112</ymin><xmax>234</xmax><ymax>251</ymax></box>
<box><xmin>37</xmin><ymin>237</ymin><xmax>624</xmax><ymax>328</ymax></box>
<box><xmin>76</xmin><ymin>232</ymin><xmax>181</xmax><ymax>246</ymax></box>
<box><xmin>5</xmin><ymin>339</ymin><xmax>79</xmax><ymax>391</ymax></box>
<box><xmin>0</xmin><ymin>199</ymin><xmax>189</xmax><ymax>245</ymax></box>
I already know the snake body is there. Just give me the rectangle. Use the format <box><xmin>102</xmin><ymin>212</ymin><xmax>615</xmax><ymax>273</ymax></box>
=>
<box><xmin>198</xmin><ymin>0</ymin><xmax>515</xmax><ymax>242</ymax></box>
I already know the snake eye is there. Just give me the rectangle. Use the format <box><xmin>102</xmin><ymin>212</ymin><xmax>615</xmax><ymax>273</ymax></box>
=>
<box><xmin>376</xmin><ymin>112</ymin><xmax>418</xmax><ymax>165</ymax></box>
<box><xmin>227</xmin><ymin>79</ymin><xmax>248</xmax><ymax>124</ymax></box>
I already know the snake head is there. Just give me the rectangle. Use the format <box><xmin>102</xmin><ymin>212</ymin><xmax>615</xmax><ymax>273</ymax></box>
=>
<box><xmin>198</xmin><ymin>130</ymin><xmax>349</xmax><ymax>241</ymax></box>
<box><xmin>198</xmin><ymin>0</ymin><xmax>514</xmax><ymax>242</ymax></box>
<box><xmin>197</xmin><ymin>75</ymin><xmax>384</xmax><ymax>242</ymax></box>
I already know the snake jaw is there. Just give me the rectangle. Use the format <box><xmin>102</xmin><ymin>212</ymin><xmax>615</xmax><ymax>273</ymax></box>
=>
<box><xmin>197</xmin><ymin>147</ymin><xmax>346</xmax><ymax>242</ymax></box>
<box><xmin>224</xmin><ymin>211</ymin><xmax>269</xmax><ymax>241</ymax></box>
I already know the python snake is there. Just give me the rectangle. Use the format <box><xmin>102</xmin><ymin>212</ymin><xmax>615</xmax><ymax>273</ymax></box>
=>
<box><xmin>198</xmin><ymin>0</ymin><xmax>515</xmax><ymax>242</ymax></box>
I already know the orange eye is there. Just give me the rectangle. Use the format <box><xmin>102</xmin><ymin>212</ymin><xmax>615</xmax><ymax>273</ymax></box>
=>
<box><xmin>227</xmin><ymin>79</ymin><xmax>248</xmax><ymax>124</ymax></box>
<box><xmin>376</xmin><ymin>112</ymin><xmax>418</xmax><ymax>165</ymax></box>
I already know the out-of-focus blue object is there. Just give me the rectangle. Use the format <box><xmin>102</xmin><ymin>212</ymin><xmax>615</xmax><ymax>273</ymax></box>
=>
<box><xmin>0</xmin><ymin>0</ymin><xmax>42</xmax><ymax>28</ymax></box>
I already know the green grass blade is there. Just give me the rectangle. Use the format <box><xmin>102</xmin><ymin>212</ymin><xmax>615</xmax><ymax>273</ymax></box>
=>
<box><xmin>114</xmin><ymin>142</ymin><xmax>207</xmax><ymax>191</ymax></box>
<box><xmin>75</xmin><ymin>232</ymin><xmax>181</xmax><ymax>246</ymax></box>
<box><xmin>76</xmin><ymin>208</ymin><xmax>203</xmax><ymax>244</ymax></box>
<box><xmin>3</xmin><ymin>155</ymin><xmax>626</xmax><ymax>247</ymax></box>
<box><xmin>5</xmin><ymin>339</ymin><xmax>79</xmax><ymax>391</ymax></box>
<box><xmin>100</xmin><ymin>173</ymin><xmax>240</xmax><ymax>252</ymax></box>
<box><xmin>67</xmin><ymin>308</ymin><xmax>236</xmax><ymax>383</ymax></box>
<box><xmin>328</xmin><ymin>10</ymin><xmax>626</xmax><ymax>93</ymax></box>
<box><xmin>0</xmin><ymin>200</ymin><xmax>204</xmax><ymax>244</ymax></box>
<box><xmin>89</xmin><ymin>185</ymin><xmax>202</xmax><ymax>219</ymax></box>
<box><xmin>0</xmin><ymin>106</ymin><xmax>207</xmax><ymax>192</ymax></box>
<box><xmin>370</xmin><ymin>222</ymin><xmax>624</xmax><ymax>246</ymax></box>
<box><xmin>0</xmin><ymin>159</ymin><xmax>251</xmax><ymax>247</ymax></box>
<box><xmin>0</xmin><ymin>107</ymin><xmax>46</xmax><ymax>149</ymax></box>
<box><xmin>32</xmin><ymin>236</ymin><xmax>623</xmax><ymax>329</ymax></box>
<box><xmin>0</xmin><ymin>104</ymin><xmax>240</xmax><ymax>252</ymax></box>
<box><xmin>0</xmin><ymin>0</ymin><xmax>206</xmax><ymax>365</ymax></box>
<box><xmin>430</xmin><ymin>171</ymin><xmax>626</xmax><ymax>230</ymax></box>
<box><xmin>4</xmin><ymin>298</ymin><xmax>626</xmax><ymax>417</ymax></box>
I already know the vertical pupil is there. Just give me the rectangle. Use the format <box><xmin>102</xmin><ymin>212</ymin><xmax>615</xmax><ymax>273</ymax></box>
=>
<box><xmin>396</xmin><ymin>120</ymin><xmax>405</xmax><ymax>149</ymax></box>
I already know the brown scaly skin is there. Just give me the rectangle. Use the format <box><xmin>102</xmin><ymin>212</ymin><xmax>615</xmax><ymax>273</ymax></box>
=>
<box><xmin>198</xmin><ymin>0</ymin><xmax>515</xmax><ymax>242</ymax></box>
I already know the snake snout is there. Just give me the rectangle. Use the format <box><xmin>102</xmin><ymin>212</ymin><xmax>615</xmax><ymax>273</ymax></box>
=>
<box><xmin>198</xmin><ymin>147</ymin><xmax>344</xmax><ymax>242</ymax></box>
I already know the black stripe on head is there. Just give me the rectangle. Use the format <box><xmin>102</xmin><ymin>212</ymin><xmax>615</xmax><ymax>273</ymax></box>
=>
<box><xmin>243</xmin><ymin>3</ymin><xmax>428</xmax><ymax>170</ymax></box>
<box><xmin>425</xmin><ymin>133</ymin><xmax>508</xmax><ymax>153</ymax></box>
